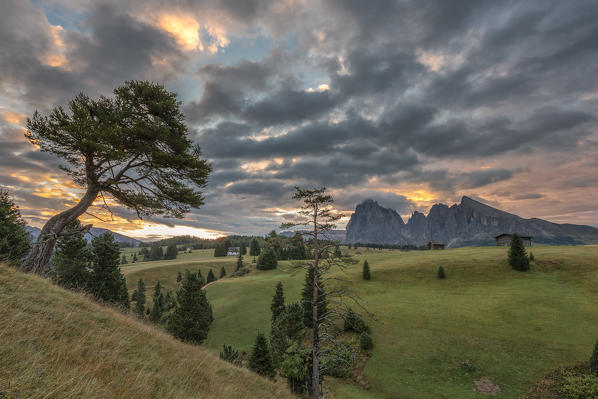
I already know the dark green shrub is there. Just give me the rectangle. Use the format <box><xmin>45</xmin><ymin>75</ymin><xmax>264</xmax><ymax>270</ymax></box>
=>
<box><xmin>561</xmin><ymin>371</ymin><xmax>598</xmax><ymax>399</ymax></box>
<box><xmin>360</xmin><ymin>332</ymin><xmax>374</xmax><ymax>351</ymax></box>
<box><xmin>220</xmin><ymin>344</ymin><xmax>242</xmax><ymax>366</ymax></box>
<box><xmin>461</xmin><ymin>360</ymin><xmax>476</xmax><ymax>373</ymax></box>
<box><xmin>322</xmin><ymin>342</ymin><xmax>353</xmax><ymax>378</ymax></box>
<box><xmin>343</xmin><ymin>308</ymin><xmax>370</xmax><ymax>333</ymax></box>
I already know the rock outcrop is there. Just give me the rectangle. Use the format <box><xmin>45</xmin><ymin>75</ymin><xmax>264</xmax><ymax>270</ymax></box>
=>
<box><xmin>345</xmin><ymin>196</ymin><xmax>598</xmax><ymax>247</ymax></box>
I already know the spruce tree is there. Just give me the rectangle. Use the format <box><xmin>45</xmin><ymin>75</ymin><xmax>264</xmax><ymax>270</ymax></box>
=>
<box><xmin>249</xmin><ymin>332</ymin><xmax>275</xmax><ymax>378</ymax></box>
<box><xmin>362</xmin><ymin>260</ymin><xmax>371</xmax><ymax>280</ymax></box>
<box><xmin>153</xmin><ymin>281</ymin><xmax>164</xmax><ymax>309</ymax></box>
<box><xmin>197</xmin><ymin>269</ymin><xmax>205</xmax><ymax>286</ymax></box>
<box><xmin>149</xmin><ymin>296</ymin><xmax>162</xmax><ymax>323</ymax></box>
<box><xmin>240</xmin><ymin>242</ymin><xmax>247</xmax><ymax>255</ymax></box>
<box><xmin>121</xmin><ymin>254</ymin><xmax>128</xmax><ymax>264</ymax></box>
<box><xmin>271</xmin><ymin>282</ymin><xmax>286</xmax><ymax>323</ymax></box>
<box><xmin>176</xmin><ymin>271</ymin><xmax>182</xmax><ymax>286</ymax></box>
<box><xmin>206</xmin><ymin>268</ymin><xmax>216</xmax><ymax>283</ymax></box>
<box><xmin>132</xmin><ymin>253</ymin><xmax>137</xmax><ymax>262</ymax></box>
<box><xmin>250</xmin><ymin>239</ymin><xmax>261</xmax><ymax>257</ymax></box>
<box><xmin>0</xmin><ymin>189</ymin><xmax>31</xmax><ymax>267</ymax></box>
<box><xmin>50</xmin><ymin>220</ymin><xmax>91</xmax><ymax>290</ymax></box>
<box><xmin>164</xmin><ymin>243</ymin><xmax>178</xmax><ymax>260</ymax></box>
<box><xmin>437</xmin><ymin>265</ymin><xmax>446</xmax><ymax>279</ymax></box>
<box><xmin>236</xmin><ymin>251</ymin><xmax>244</xmax><ymax>271</ymax></box>
<box><xmin>88</xmin><ymin>233</ymin><xmax>130</xmax><ymax>308</ymax></box>
<box><xmin>135</xmin><ymin>279</ymin><xmax>146</xmax><ymax>316</ymax></box>
<box><xmin>149</xmin><ymin>245</ymin><xmax>163</xmax><ymax>261</ymax></box>
<box><xmin>220</xmin><ymin>266</ymin><xmax>227</xmax><ymax>278</ymax></box>
<box><xmin>257</xmin><ymin>247</ymin><xmax>278</xmax><ymax>270</ymax></box>
<box><xmin>509</xmin><ymin>233</ymin><xmax>530</xmax><ymax>271</ymax></box>
<box><xmin>301</xmin><ymin>268</ymin><xmax>327</xmax><ymax>328</ymax></box>
<box><xmin>271</xmin><ymin>302</ymin><xmax>305</xmax><ymax>368</ymax></box>
<box><xmin>167</xmin><ymin>270</ymin><xmax>212</xmax><ymax>344</ymax></box>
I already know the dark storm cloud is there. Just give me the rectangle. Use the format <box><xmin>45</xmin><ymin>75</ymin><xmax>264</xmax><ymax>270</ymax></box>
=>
<box><xmin>2</xmin><ymin>0</ymin><xmax>598</xmax><ymax>235</ymax></box>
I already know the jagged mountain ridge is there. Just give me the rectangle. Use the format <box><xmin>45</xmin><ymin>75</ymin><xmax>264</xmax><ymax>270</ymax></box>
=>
<box><xmin>25</xmin><ymin>226</ymin><xmax>142</xmax><ymax>246</ymax></box>
<box><xmin>345</xmin><ymin>196</ymin><xmax>598</xmax><ymax>247</ymax></box>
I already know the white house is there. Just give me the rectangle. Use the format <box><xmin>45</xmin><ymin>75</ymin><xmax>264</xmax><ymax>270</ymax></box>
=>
<box><xmin>227</xmin><ymin>247</ymin><xmax>240</xmax><ymax>256</ymax></box>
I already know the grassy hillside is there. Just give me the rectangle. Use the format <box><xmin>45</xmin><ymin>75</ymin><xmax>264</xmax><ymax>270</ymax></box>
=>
<box><xmin>121</xmin><ymin>245</ymin><xmax>598</xmax><ymax>398</ymax></box>
<box><xmin>0</xmin><ymin>265</ymin><xmax>293</xmax><ymax>399</ymax></box>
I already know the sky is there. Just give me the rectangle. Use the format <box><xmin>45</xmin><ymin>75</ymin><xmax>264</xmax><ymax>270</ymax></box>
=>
<box><xmin>1</xmin><ymin>0</ymin><xmax>598</xmax><ymax>240</ymax></box>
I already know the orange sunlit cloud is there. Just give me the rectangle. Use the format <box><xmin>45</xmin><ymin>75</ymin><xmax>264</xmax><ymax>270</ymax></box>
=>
<box><xmin>155</xmin><ymin>13</ymin><xmax>229</xmax><ymax>54</ymax></box>
<box><xmin>0</xmin><ymin>109</ymin><xmax>27</xmax><ymax>125</ymax></box>
<box><xmin>42</xmin><ymin>25</ymin><xmax>69</xmax><ymax>69</ymax></box>
<box><xmin>116</xmin><ymin>223</ymin><xmax>225</xmax><ymax>240</ymax></box>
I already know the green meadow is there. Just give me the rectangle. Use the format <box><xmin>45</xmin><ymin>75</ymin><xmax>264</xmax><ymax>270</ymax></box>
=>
<box><xmin>122</xmin><ymin>245</ymin><xmax>598</xmax><ymax>398</ymax></box>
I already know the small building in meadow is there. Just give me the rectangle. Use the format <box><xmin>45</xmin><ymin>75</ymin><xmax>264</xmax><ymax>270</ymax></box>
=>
<box><xmin>427</xmin><ymin>241</ymin><xmax>446</xmax><ymax>250</ymax></box>
<box><xmin>227</xmin><ymin>247</ymin><xmax>240</xmax><ymax>256</ymax></box>
<box><xmin>495</xmin><ymin>234</ymin><xmax>532</xmax><ymax>246</ymax></box>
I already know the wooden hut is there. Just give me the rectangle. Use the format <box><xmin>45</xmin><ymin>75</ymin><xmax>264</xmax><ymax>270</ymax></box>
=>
<box><xmin>494</xmin><ymin>234</ymin><xmax>532</xmax><ymax>246</ymax></box>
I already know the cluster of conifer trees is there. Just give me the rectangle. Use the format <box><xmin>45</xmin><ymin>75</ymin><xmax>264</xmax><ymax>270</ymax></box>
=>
<box><xmin>137</xmin><ymin>243</ymin><xmax>178</xmax><ymax>262</ymax></box>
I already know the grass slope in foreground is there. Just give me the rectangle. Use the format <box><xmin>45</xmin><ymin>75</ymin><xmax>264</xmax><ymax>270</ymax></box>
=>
<box><xmin>0</xmin><ymin>265</ymin><xmax>292</xmax><ymax>399</ymax></box>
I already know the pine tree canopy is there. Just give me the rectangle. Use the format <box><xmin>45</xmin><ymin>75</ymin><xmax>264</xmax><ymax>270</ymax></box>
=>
<box><xmin>0</xmin><ymin>189</ymin><xmax>31</xmax><ymax>267</ymax></box>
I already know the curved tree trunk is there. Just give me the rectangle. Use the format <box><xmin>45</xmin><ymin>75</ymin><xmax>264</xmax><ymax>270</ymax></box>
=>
<box><xmin>20</xmin><ymin>186</ymin><xmax>100</xmax><ymax>275</ymax></box>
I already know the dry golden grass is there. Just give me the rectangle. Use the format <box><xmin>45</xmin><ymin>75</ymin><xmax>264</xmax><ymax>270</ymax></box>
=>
<box><xmin>0</xmin><ymin>265</ymin><xmax>293</xmax><ymax>399</ymax></box>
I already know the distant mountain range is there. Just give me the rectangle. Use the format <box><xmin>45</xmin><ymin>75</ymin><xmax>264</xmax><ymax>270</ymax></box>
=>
<box><xmin>344</xmin><ymin>196</ymin><xmax>598</xmax><ymax>247</ymax></box>
<box><xmin>25</xmin><ymin>226</ymin><xmax>142</xmax><ymax>247</ymax></box>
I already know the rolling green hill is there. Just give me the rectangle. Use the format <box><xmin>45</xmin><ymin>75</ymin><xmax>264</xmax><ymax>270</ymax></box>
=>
<box><xmin>121</xmin><ymin>245</ymin><xmax>598</xmax><ymax>398</ymax></box>
<box><xmin>0</xmin><ymin>265</ymin><xmax>292</xmax><ymax>399</ymax></box>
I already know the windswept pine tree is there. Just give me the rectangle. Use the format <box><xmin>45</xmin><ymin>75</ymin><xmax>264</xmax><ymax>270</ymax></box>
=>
<box><xmin>249</xmin><ymin>333</ymin><xmax>275</xmax><ymax>379</ymax></box>
<box><xmin>135</xmin><ymin>279</ymin><xmax>146</xmax><ymax>316</ymax></box>
<box><xmin>50</xmin><ymin>220</ymin><xmax>91</xmax><ymax>290</ymax></box>
<box><xmin>20</xmin><ymin>81</ymin><xmax>210</xmax><ymax>275</ymax></box>
<box><xmin>271</xmin><ymin>282</ymin><xmax>286</xmax><ymax>323</ymax></box>
<box><xmin>88</xmin><ymin>233</ymin><xmax>129</xmax><ymax>308</ymax></box>
<box><xmin>167</xmin><ymin>270</ymin><xmax>212</xmax><ymax>344</ymax></box>
<box><xmin>0</xmin><ymin>189</ymin><xmax>31</xmax><ymax>267</ymax></box>
<box><xmin>509</xmin><ymin>233</ymin><xmax>530</xmax><ymax>271</ymax></box>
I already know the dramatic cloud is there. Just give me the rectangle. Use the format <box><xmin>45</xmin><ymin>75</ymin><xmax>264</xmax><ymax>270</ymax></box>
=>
<box><xmin>1</xmin><ymin>0</ymin><xmax>598</xmax><ymax>238</ymax></box>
